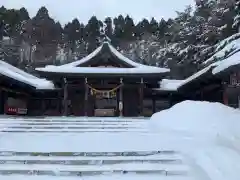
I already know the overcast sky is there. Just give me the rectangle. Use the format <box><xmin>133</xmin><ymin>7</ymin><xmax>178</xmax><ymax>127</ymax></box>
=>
<box><xmin>1</xmin><ymin>0</ymin><xmax>195</xmax><ymax>25</ymax></box>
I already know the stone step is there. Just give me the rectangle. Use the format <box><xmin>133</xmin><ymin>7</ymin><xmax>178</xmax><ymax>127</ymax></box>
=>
<box><xmin>0</xmin><ymin>159</ymin><xmax>181</xmax><ymax>165</ymax></box>
<box><xmin>0</xmin><ymin>169</ymin><xmax>188</xmax><ymax>177</ymax></box>
<box><xmin>0</xmin><ymin>129</ymin><xmax>148</xmax><ymax>133</ymax></box>
<box><xmin>0</xmin><ymin>163</ymin><xmax>189</xmax><ymax>177</ymax></box>
<box><xmin>0</xmin><ymin>175</ymin><xmax>196</xmax><ymax>180</ymax></box>
<box><xmin>3</xmin><ymin>119</ymin><xmax>147</xmax><ymax>123</ymax></box>
<box><xmin>0</xmin><ymin>151</ymin><xmax>176</xmax><ymax>157</ymax></box>
<box><xmin>0</xmin><ymin>153</ymin><xmax>180</xmax><ymax>160</ymax></box>
<box><xmin>0</xmin><ymin>154</ymin><xmax>182</xmax><ymax>165</ymax></box>
<box><xmin>0</xmin><ymin>122</ymin><xmax>146</xmax><ymax>126</ymax></box>
<box><xmin>6</xmin><ymin>126</ymin><xmax>146</xmax><ymax>130</ymax></box>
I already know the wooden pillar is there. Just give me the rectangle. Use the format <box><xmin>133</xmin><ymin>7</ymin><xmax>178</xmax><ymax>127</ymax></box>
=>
<box><xmin>119</xmin><ymin>78</ymin><xmax>123</xmax><ymax>117</ymax></box>
<box><xmin>63</xmin><ymin>78</ymin><xmax>68</xmax><ymax>116</ymax></box>
<box><xmin>41</xmin><ymin>98</ymin><xmax>46</xmax><ymax>116</ymax></box>
<box><xmin>223</xmin><ymin>90</ymin><xmax>228</xmax><ymax>105</ymax></box>
<box><xmin>152</xmin><ymin>97</ymin><xmax>156</xmax><ymax>114</ymax></box>
<box><xmin>58</xmin><ymin>91</ymin><xmax>62</xmax><ymax>115</ymax></box>
<box><xmin>2</xmin><ymin>90</ymin><xmax>7</xmax><ymax>115</ymax></box>
<box><xmin>84</xmin><ymin>78</ymin><xmax>89</xmax><ymax>116</ymax></box>
<box><xmin>139</xmin><ymin>78</ymin><xmax>144</xmax><ymax>116</ymax></box>
<box><xmin>222</xmin><ymin>82</ymin><xmax>228</xmax><ymax>105</ymax></box>
<box><xmin>0</xmin><ymin>89</ymin><xmax>3</xmax><ymax>114</ymax></box>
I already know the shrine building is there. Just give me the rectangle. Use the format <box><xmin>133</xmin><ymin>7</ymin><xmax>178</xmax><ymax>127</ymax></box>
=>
<box><xmin>35</xmin><ymin>41</ymin><xmax>171</xmax><ymax>117</ymax></box>
<box><xmin>1</xmin><ymin>40</ymin><xmax>240</xmax><ymax>117</ymax></box>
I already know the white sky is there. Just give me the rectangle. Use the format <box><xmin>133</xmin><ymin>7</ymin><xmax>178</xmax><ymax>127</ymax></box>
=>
<box><xmin>1</xmin><ymin>0</ymin><xmax>195</xmax><ymax>25</ymax></box>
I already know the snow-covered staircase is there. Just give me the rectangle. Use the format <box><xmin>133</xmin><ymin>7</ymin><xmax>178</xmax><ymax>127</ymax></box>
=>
<box><xmin>0</xmin><ymin>117</ymin><xmax>196</xmax><ymax>180</ymax></box>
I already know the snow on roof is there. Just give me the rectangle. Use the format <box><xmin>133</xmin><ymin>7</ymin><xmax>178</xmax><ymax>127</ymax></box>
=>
<box><xmin>173</xmin><ymin>51</ymin><xmax>240</xmax><ymax>89</ymax></box>
<box><xmin>60</xmin><ymin>44</ymin><xmax>103</xmax><ymax>68</ymax></box>
<box><xmin>0</xmin><ymin>61</ymin><xmax>55</xmax><ymax>90</ymax></box>
<box><xmin>203</xmin><ymin>33</ymin><xmax>240</xmax><ymax>65</ymax></box>
<box><xmin>212</xmin><ymin>50</ymin><xmax>240</xmax><ymax>75</ymax></box>
<box><xmin>179</xmin><ymin>65</ymin><xmax>215</xmax><ymax>88</ymax></box>
<box><xmin>155</xmin><ymin>79</ymin><xmax>185</xmax><ymax>91</ymax></box>
<box><xmin>36</xmin><ymin>66</ymin><xmax>169</xmax><ymax>75</ymax></box>
<box><xmin>155</xmin><ymin>35</ymin><xmax>240</xmax><ymax>91</ymax></box>
<box><xmin>59</xmin><ymin>41</ymin><xmax>167</xmax><ymax>70</ymax></box>
<box><xmin>107</xmin><ymin>42</ymin><xmax>151</xmax><ymax>68</ymax></box>
<box><xmin>155</xmin><ymin>66</ymin><xmax>214</xmax><ymax>92</ymax></box>
<box><xmin>37</xmin><ymin>41</ymin><xmax>170</xmax><ymax>74</ymax></box>
<box><xmin>2</xmin><ymin>36</ymin><xmax>10</xmax><ymax>41</ymax></box>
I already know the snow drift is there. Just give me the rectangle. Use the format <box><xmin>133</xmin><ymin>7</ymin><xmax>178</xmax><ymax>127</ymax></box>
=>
<box><xmin>149</xmin><ymin>101</ymin><xmax>240</xmax><ymax>180</ymax></box>
<box><xmin>149</xmin><ymin>101</ymin><xmax>240</xmax><ymax>147</ymax></box>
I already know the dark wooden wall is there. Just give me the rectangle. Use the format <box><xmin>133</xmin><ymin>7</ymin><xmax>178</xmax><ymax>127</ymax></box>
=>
<box><xmin>69</xmin><ymin>89</ymin><xmax>85</xmax><ymax>116</ymax></box>
<box><xmin>123</xmin><ymin>86</ymin><xmax>139</xmax><ymax>117</ymax></box>
<box><xmin>0</xmin><ymin>91</ymin><xmax>6</xmax><ymax>114</ymax></box>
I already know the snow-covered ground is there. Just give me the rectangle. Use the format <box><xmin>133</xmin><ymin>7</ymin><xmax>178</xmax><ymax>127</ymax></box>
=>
<box><xmin>0</xmin><ymin>101</ymin><xmax>238</xmax><ymax>180</ymax></box>
<box><xmin>149</xmin><ymin>101</ymin><xmax>240</xmax><ymax>180</ymax></box>
<box><xmin>0</xmin><ymin>116</ymin><xmax>196</xmax><ymax>180</ymax></box>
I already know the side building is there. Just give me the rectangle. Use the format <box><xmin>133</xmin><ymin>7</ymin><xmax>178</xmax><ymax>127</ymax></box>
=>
<box><xmin>155</xmin><ymin>50</ymin><xmax>240</xmax><ymax>109</ymax></box>
<box><xmin>0</xmin><ymin>60</ymin><xmax>55</xmax><ymax>115</ymax></box>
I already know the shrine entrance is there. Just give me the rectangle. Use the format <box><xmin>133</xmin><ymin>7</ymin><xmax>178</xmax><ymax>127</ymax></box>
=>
<box><xmin>87</xmin><ymin>83</ymin><xmax>123</xmax><ymax>117</ymax></box>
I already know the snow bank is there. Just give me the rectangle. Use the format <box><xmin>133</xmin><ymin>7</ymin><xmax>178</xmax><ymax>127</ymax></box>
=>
<box><xmin>149</xmin><ymin>101</ymin><xmax>240</xmax><ymax>143</ymax></box>
<box><xmin>149</xmin><ymin>101</ymin><xmax>240</xmax><ymax>180</ymax></box>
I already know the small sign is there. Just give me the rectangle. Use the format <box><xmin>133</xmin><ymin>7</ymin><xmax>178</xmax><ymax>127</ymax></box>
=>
<box><xmin>230</xmin><ymin>72</ymin><xmax>240</xmax><ymax>87</ymax></box>
<box><xmin>119</xmin><ymin>102</ymin><xmax>123</xmax><ymax>111</ymax></box>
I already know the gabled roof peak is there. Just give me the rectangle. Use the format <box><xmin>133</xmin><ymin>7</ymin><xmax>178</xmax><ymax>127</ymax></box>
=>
<box><xmin>100</xmin><ymin>32</ymin><xmax>112</xmax><ymax>44</ymax></box>
<box><xmin>48</xmin><ymin>40</ymin><xmax>170</xmax><ymax>74</ymax></box>
<box><xmin>102</xmin><ymin>35</ymin><xmax>111</xmax><ymax>44</ymax></box>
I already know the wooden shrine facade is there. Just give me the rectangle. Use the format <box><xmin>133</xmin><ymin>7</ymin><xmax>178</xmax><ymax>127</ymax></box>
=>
<box><xmin>34</xmin><ymin>41</ymin><xmax>170</xmax><ymax>117</ymax></box>
<box><xmin>27</xmin><ymin>75</ymin><xmax>171</xmax><ymax>117</ymax></box>
<box><xmin>58</xmin><ymin>77</ymin><xmax>158</xmax><ymax>117</ymax></box>
<box><xmin>0</xmin><ymin>40</ymin><xmax>173</xmax><ymax>117</ymax></box>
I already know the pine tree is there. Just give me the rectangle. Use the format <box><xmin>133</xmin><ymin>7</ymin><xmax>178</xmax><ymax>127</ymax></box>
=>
<box><xmin>113</xmin><ymin>15</ymin><xmax>125</xmax><ymax>45</ymax></box>
<box><xmin>55</xmin><ymin>22</ymin><xmax>63</xmax><ymax>44</ymax></box>
<box><xmin>19</xmin><ymin>7</ymin><xmax>30</xmax><ymax>21</ymax></box>
<box><xmin>123</xmin><ymin>15</ymin><xmax>135</xmax><ymax>41</ymax></box>
<box><xmin>104</xmin><ymin>17</ymin><xmax>113</xmax><ymax>39</ymax></box>
<box><xmin>158</xmin><ymin>19</ymin><xmax>168</xmax><ymax>39</ymax></box>
<box><xmin>135</xmin><ymin>18</ymin><xmax>150</xmax><ymax>38</ymax></box>
<box><xmin>233</xmin><ymin>0</ymin><xmax>240</xmax><ymax>32</ymax></box>
<box><xmin>0</xmin><ymin>20</ymin><xmax>3</xmax><ymax>40</ymax></box>
<box><xmin>85</xmin><ymin>16</ymin><xmax>101</xmax><ymax>52</ymax></box>
<box><xmin>149</xmin><ymin>18</ymin><xmax>159</xmax><ymax>35</ymax></box>
<box><xmin>26</xmin><ymin>6</ymin><xmax>60</xmax><ymax>63</ymax></box>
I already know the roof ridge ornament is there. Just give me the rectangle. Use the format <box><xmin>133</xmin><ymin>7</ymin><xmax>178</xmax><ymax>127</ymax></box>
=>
<box><xmin>100</xmin><ymin>32</ymin><xmax>111</xmax><ymax>44</ymax></box>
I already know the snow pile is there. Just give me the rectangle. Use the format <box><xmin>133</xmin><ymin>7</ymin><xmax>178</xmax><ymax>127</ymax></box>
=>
<box><xmin>149</xmin><ymin>101</ymin><xmax>240</xmax><ymax>180</ymax></box>
<box><xmin>0</xmin><ymin>60</ymin><xmax>55</xmax><ymax>90</ymax></box>
<box><xmin>149</xmin><ymin>101</ymin><xmax>240</xmax><ymax>143</ymax></box>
